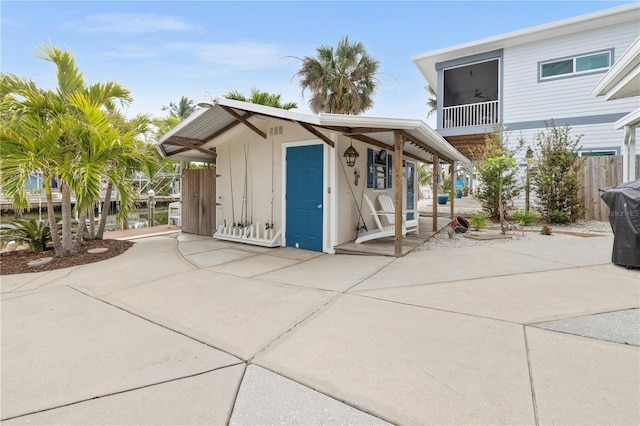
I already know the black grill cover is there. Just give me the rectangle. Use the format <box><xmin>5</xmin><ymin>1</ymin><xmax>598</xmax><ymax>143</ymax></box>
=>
<box><xmin>600</xmin><ymin>179</ymin><xmax>640</xmax><ymax>268</ymax></box>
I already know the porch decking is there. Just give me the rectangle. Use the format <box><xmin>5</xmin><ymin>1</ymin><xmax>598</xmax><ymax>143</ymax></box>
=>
<box><xmin>334</xmin><ymin>216</ymin><xmax>453</xmax><ymax>257</ymax></box>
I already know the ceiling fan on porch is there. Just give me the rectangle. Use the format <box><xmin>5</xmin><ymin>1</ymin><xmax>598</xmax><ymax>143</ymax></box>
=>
<box><xmin>474</xmin><ymin>89</ymin><xmax>488</xmax><ymax>99</ymax></box>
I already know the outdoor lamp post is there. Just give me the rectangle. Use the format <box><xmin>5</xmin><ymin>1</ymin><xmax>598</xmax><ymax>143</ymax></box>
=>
<box><xmin>343</xmin><ymin>142</ymin><xmax>359</xmax><ymax>167</ymax></box>
<box><xmin>148</xmin><ymin>189</ymin><xmax>156</xmax><ymax>227</ymax></box>
<box><xmin>525</xmin><ymin>147</ymin><xmax>533</xmax><ymax>214</ymax></box>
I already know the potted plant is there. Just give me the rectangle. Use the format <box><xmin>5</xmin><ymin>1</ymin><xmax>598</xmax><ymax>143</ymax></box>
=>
<box><xmin>462</xmin><ymin>186</ymin><xmax>469</xmax><ymax>197</ymax></box>
<box><xmin>437</xmin><ymin>178</ymin><xmax>451</xmax><ymax>204</ymax></box>
<box><xmin>455</xmin><ymin>188</ymin><xmax>463</xmax><ymax>199</ymax></box>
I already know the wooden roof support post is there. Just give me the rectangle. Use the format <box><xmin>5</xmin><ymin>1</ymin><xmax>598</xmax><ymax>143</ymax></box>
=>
<box><xmin>450</xmin><ymin>161</ymin><xmax>456</xmax><ymax>219</ymax></box>
<box><xmin>432</xmin><ymin>153</ymin><xmax>439</xmax><ymax>232</ymax></box>
<box><xmin>393</xmin><ymin>131</ymin><xmax>405</xmax><ymax>257</ymax></box>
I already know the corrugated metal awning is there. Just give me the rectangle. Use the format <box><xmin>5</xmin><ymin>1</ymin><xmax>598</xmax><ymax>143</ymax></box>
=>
<box><xmin>155</xmin><ymin>97</ymin><xmax>469</xmax><ymax>164</ymax></box>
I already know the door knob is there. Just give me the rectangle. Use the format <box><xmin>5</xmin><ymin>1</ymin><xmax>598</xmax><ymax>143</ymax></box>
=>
<box><xmin>317</xmin><ymin>204</ymin><xmax>323</xmax><ymax>209</ymax></box>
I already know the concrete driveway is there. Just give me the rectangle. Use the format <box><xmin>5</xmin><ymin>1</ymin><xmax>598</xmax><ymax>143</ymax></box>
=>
<box><xmin>1</xmin><ymin>233</ymin><xmax>638</xmax><ymax>425</ymax></box>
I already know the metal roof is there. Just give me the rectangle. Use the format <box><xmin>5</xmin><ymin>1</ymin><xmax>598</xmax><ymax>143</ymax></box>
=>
<box><xmin>156</xmin><ymin>97</ymin><xmax>469</xmax><ymax>164</ymax></box>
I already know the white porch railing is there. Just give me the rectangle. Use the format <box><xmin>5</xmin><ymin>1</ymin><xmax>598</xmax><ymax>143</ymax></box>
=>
<box><xmin>442</xmin><ymin>100</ymin><xmax>499</xmax><ymax>129</ymax></box>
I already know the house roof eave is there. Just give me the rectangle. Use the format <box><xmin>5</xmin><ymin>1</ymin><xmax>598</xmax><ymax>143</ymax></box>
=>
<box><xmin>615</xmin><ymin>108</ymin><xmax>640</xmax><ymax>129</ymax></box>
<box><xmin>412</xmin><ymin>3</ymin><xmax>639</xmax><ymax>87</ymax></box>
<box><xmin>592</xmin><ymin>36</ymin><xmax>640</xmax><ymax>99</ymax></box>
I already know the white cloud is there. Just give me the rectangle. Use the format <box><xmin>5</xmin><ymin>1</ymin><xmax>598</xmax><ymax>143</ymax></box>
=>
<box><xmin>65</xmin><ymin>13</ymin><xmax>198</xmax><ymax>34</ymax></box>
<box><xmin>166</xmin><ymin>41</ymin><xmax>294</xmax><ymax>70</ymax></box>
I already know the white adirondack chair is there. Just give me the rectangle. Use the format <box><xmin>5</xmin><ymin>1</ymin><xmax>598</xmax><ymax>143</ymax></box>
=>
<box><xmin>377</xmin><ymin>194</ymin><xmax>419</xmax><ymax>234</ymax></box>
<box><xmin>355</xmin><ymin>195</ymin><xmax>406</xmax><ymax>244</ymax></box>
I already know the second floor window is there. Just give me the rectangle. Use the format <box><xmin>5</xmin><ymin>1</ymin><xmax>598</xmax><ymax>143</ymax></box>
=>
<box><xmin>540</xmin><ymin>50</ymin><xmax>612</xmax><ymax>80</ymax></box>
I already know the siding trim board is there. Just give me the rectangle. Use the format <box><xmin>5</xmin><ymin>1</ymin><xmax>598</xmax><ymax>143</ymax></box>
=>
<box><xmin>435</xmin><ymin>49</ymin><xmax>503</xmax><ymax>71</ymax></box>
<box><xmin>505</xmin><ymin>112</ymin><xmax>630</xmax><ymax>131</ymax></box>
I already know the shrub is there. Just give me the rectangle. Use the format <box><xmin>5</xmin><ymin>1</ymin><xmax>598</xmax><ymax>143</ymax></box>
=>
<box><xmin>473</xmin><ymin>125</ymin><xmax>523</xmax><ymax>221</ymax></box>
<box><xmin>469</xmin><ymin>214</ymin><xmax>488</xmax><ymax>231</ymax></box>
<box><xmin>0</xmin><ymin>219</ymin><xmax>52</xmax><ymax>252</ymax></box>
<box><xmin>548</xmin><ymin>209</ymin><xmax>570</xmax><ymax>224</ymax></box>
<box><xmin>529</xmin><ymin>122</ymin><xmax>583</xmax><ymax>223</ymax></box>
<box><xmin>512</xmin><ymin>209</ymin><xmax>540</xmax><ymax>226</ymax></box>
<box><xmin>540</xmin><ymin>224</ymin><xmax>553</xmax><ymax>235</ymax></box>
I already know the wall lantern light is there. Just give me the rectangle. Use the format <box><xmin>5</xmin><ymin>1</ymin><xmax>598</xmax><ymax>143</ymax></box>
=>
<box><xmin>343</xmin><ymin>142</ymin><xmax>359</xmax><ymax>167</ymax></box>
<box><xmin>526</xmin><ymin>147</ymin><xmax>534</xmax><ymax>159</ymax></box>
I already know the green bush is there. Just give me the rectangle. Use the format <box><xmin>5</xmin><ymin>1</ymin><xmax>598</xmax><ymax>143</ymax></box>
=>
<box><xmin>441</xmin><ymin>178</ymin><xmax>452</xmax><ymax>194</ymax></box>
<box><xmin>474</xmin><ymin>125</ymin><xmax>523</xmax><ymax>220</ymax></box>
<box><xmin>512</xmin><ymin>209</ymin><xmax>540</xmax><ymax>226</ymax></box>
<box><xmin>469</xmin><ymin>214</ymin><xmax>488</xmax><ymax>231</ymax></box>
<box><xmin>0</xmin><ymin>219</ymin><xmax>52</xmax><ymax>252</ymax></box>
<box><xmin>529</xmin><ymin>122</ymin><xmax>583</xmax><ymax>222</ymax></box>
<box><xmin>548</xmin><ymin>209</ymin><xmax>570</xmax><ymax>224</ymax></box>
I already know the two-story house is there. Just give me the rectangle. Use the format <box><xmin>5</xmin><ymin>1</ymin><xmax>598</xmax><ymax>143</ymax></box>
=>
<box><xmin>411</xmin><ymin>3</ymin><xmax>639</xmax><ymax>170</ymax></box>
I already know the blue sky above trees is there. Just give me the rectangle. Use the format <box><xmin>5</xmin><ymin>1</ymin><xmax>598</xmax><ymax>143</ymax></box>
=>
<box><xmin>2</xmin><ymin>1</ymin><xmax>633</xmax><ymax>126</ymax></box>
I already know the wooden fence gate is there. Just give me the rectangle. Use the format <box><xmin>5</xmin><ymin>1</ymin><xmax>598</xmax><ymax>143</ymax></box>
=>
<box><xmin>181</xmin><ymin>168</ymin><xmax>216</xmax><ymax>236</ymax></box>
<box><xmin>577</xmin><ymin>155</ymin><xmax>639</xmax><ymax>221</ymax></box>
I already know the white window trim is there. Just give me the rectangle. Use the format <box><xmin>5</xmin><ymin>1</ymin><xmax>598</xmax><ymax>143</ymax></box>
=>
<box><xmin>539</xmin><ymin>49</ymin><xmax>613</xmax><ymax>82</ymax></box>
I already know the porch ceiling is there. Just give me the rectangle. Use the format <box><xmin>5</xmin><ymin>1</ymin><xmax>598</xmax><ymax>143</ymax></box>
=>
<box><xmin>443</xmin><ymin>134</ymin><xmax>487</xmax><ymax>161</ymax></box>
<box><xmin>156</xmin><ymin>97</ymin><xmax>469</xmax><ymax>165</ymax></box>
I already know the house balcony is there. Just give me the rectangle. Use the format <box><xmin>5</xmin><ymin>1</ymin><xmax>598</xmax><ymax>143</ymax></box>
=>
<box><xmin>442</xmin><ymin>100</ymin><xmax>499</xmax><ymax>129</ymax></box>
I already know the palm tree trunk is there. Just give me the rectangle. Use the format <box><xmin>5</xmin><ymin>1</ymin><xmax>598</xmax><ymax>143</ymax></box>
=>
<box><xmin>87</xmin><ymin>208</ymin><xmax>96</xmax><ymax>239</ymax></box>
<box><xmin>61</xmin><ymin>181</ymin><xmax>73</xmax><ymax>252</ymax></box>
<box><xmin>95</xmin><ymin>181</ymin><xmax>113</xmax><ymax>239</ymax></box>
<box><xmin>71</xmin><ymin>210</ymin><xmax>87</xmax><ymax>255</ymax></box>
<box><xmin>44</xmin><ymin>178</ymin><xmax>64</xmax><ymax>256</ymax></box>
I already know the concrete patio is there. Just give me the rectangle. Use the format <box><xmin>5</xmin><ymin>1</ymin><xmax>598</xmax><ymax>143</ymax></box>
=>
<box><xmin>1</xmin><ymin>232</ymin><xmax>638</xmax><ymax>425</ymax></box>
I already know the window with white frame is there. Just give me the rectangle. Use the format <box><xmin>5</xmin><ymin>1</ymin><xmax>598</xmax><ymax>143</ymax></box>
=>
<box><xmin>367</xmin><ymin>148</ymin><xmax>393</xmax><ymax>189</ymax></box>
<box><xmin>579</xmin><ymin>150</ymin><xmax>617</xmax><ymax>157</ymax></box>
<box><xmin>540</xmin><ymin>50</ymin><xmax>612</xmax><ymax>80</ymax></box>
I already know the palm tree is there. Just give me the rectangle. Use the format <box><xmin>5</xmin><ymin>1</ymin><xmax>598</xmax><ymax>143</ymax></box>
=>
<box><xmin>224</xmin><ymin>88</ymin><xmax>297</xmax><ymax>110</ymax></box>
<box><xmin>426</xmin><ymin>85</ymin><xmax>437</xmax><ymax>118</ymax></box>
<box><xmin>91</xmin><ymin>112</ymin><xmax>162</xmax><ymax>240</ymax></box>
<box><xmin>416</xmin><ymin>162</ymin><xmax>433</xmax><ymax>200</ymax></box>
<box><xmin>293</xmin><ymin>35</ymin><xmax>380</xmax><ymax>114</ymax></box>
<box><xmin>0</xmin><ymin>102</ymin><xmax>71</xmax><ymax>254</ymax></box>
<box><xmin>162</xmin><ymin>96</ymin><xmax>196</xmax><ymax>120</ymax></box>
<box><xmin>1</xmin><ymin>44</ymin><xmax>137</xmax><ymax>255</ymax></box>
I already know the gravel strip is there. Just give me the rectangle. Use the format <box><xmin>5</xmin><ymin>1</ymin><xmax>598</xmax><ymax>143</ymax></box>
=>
<box><xmin>415</xmin><ymin>220</ymin><xmax>613</xmax><ymax>252</ymax></box>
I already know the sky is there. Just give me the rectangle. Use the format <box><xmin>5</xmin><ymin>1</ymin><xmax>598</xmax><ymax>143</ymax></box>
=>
<box><xmin>2</xmin><ymin>0</ymin><xmax>635</xmax><ymax>127</ymax></box>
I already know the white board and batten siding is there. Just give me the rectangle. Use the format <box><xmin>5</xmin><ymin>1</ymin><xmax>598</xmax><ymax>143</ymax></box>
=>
<box><xmin>502</xmin><ymin>20</ymin><xmax>639</xmax><ymax>154</ymax></box>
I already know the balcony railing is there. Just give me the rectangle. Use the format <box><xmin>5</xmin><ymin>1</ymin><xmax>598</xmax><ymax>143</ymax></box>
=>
<box><xmin>442</xmin><ymin>100</ymin><xmax>499</xmax><ymax>129</ymax></box>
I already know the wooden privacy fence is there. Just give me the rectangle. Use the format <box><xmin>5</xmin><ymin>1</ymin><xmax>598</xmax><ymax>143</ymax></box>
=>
<box><xmin>576</xmin><ymin>155</ymin><xmax>639</xmax><ymax>221</ymax></box>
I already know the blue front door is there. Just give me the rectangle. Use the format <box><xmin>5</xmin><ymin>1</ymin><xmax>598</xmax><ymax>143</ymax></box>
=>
<box><xmin>286</xmin><ymin>145</ymin><xmax>324</xmax><ymax>251</ymax></box>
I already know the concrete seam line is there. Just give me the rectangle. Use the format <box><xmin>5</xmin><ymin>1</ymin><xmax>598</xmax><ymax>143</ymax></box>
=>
<box><xmin>523</xmin><ymin>325</ymin><xmax>541</xmax><ymax>426</ymax></box>
<box><xmin>350</xmin><ymin>292</ymin><xmax>524</xmax><ymax>326</ymax></box>
<box><xmin>0</xmin><ymin>363</ymin><xmax>245</xmax><ymax>422</ymax></box>
<box><xmin>345</xmin><ymin>263</ymin><xmax>585</xmax><ymax>294</ymax></box>
<box><xmin>483</xmin><ymin>243</ymin><xmax>602</xmax><ymax>268</ymax></box>
<box><xmin>526</xmin><ymin>306</ymin><xmax>640</xmax><ymax>326</ymax></box>
<box><xmin>225</xmin><ymin>362</ymin><xmax>248</xmax><ymax>426</ymax></box>
<box><xmin>247</xmin><ymin>293</ymin><xmax>343</xmax><ymax>363</ymax></box>
<box><xmin>248</xmin><ymin>363</ymin><xmax>398</xmax><ymax>426</ymax></box>
<box><xmin>68</xmin><ymin>285</ymin><xmax>244</xmax><ymax>361</ymax></box>
<box><xmin>8</xmin><ymin>265</ymin><xmax>80</xmax><ymax>293</ymax></box>
<box><xmin>343</xmin><ymin>257</ymin><xmax>400</xmax><ymax>294</ymax></box>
